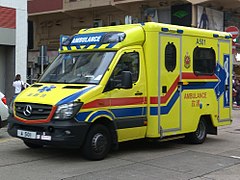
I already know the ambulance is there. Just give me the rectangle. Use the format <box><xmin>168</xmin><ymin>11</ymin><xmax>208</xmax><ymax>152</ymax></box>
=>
<box><xmin>8</xmin><ymin>22</ymin><xmax>232</xmax><ymax>160</ymax></box>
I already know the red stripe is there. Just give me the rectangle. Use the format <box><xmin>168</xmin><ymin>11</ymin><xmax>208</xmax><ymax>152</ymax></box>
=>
<box><xmin>111</xmin><ymin>97</ymin><xmax>146</xmax><ymax>106</ymax></box>
<box><xmin>82</xmin><ymin>97</ymin><xmax>147</xmax><ymax>109</ymax></box>
<box><xmin>82</xmin><ymin>99</ymin><xmax>110</xmax><ymax>109</ymax></box>
<box><xmin>150</xmin><ymin>75</ymin><xmax>180</xmax><ymax>104</ymax></box>
<box><xmin>161</xmin><ymin>76</ymin><xmax>180</xmax><ymax>103</ymax></box>
<box><xmin>182</xmin><ymin>72</ymin><xmax>217</xmax><ymax>80</ymax></box>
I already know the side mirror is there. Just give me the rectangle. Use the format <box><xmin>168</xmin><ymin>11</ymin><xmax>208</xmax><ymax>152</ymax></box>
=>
<box><xmin>103</xmin><ymin>71</ymin><xmax>133</xmax><ymax>92</ymax></box>
<box><xmin>121</xmin><ymin>71</ymin><xmax>132</xmax><ymax>89</ymax></box>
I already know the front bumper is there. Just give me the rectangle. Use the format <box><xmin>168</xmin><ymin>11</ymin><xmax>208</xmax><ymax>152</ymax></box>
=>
<box><xmin>7</xmin><ymin>116</ymin><xmax>90</xmax><ymax>148</ymax></box>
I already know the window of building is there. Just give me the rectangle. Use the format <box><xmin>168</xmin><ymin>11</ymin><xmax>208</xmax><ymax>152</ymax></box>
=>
<box><xmin>165</xmin><ymin>42</ymin><xmax>176</xmax><ymax>72</ymax></box>
<box><xmin>193</xmin><ymin>47</ymin><xmax>216</xmax><ymax>76</ymax></box>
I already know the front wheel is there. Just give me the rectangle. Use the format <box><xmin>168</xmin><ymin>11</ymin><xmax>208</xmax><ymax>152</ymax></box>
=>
<box><xmin>185</xmin><ymin>119</ymin><xmax>207</xmax><ymax>144</ymax></box>
<box><xmin>82</xmin><ymin>124</ymin><xmax>111</xmax><ymax>160</ymax></box>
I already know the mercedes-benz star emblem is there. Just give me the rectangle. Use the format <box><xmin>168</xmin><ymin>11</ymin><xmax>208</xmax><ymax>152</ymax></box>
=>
<box><xmin>23</xmin><ymin>105</ymin><xmax>32</xmax><ymax>117</ymax></box>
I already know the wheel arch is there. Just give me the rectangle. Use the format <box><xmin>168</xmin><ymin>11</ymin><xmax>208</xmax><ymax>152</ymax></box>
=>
<box><xmin>200</xmin><ymin>114</ymin><xmax>217</xmax><ymax>135</ymax></box>
<box><xmin>89</xmin><ymin>117</ymin><xmax>118</xmax><ymax>150</ymax></box>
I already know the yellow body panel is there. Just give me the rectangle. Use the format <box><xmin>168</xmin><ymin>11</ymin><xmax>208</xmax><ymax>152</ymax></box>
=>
<box><xmin>117</xmin><ymin>127</ymin><xmax>147</xmax><ymax>142</ymax></box>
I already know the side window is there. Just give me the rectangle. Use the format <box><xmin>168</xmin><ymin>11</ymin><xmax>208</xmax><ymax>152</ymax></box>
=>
<box><xmin>193</xmin><ymin>47</ymin><xmax>216</xmax><ymax>75</ymax></box>
<box><xmin>112</xmin><ymin>52</ymin><xmax>139</xmax><ymax>83</ymax></box>
<box><xmin>165</xmin><ymin>42</ymin><xmax>176</xmax><ymax>72</ymax></box>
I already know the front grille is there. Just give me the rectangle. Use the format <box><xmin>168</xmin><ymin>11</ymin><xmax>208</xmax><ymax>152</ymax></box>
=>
<box><xmin>15</xmin><ymin>102</ymin><xmax>52</xmax><ymax>120</ymax></box>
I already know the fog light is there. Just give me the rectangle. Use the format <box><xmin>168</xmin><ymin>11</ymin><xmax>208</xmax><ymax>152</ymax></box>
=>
<box><xmin>48</xmin><ymin>126</ymin><xmax>54</xmax><ymax>133</ymax></box>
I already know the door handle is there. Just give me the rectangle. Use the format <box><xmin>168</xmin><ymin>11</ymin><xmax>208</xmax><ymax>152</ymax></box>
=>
<box><xmin>135</xmin><ymin>92</ymin><xmax>143</xmax><ymax>96</ymax></box>
<box><xmin>162</xmin><ymin>86</ymin><xmax>167</xmax><ymax>93</ymax></box>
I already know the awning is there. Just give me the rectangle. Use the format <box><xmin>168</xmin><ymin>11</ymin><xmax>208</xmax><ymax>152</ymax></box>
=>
<box><xmin>186</xmin><ymin>0</ymin><xmax>209</xmax><ymax>4</ymax></box>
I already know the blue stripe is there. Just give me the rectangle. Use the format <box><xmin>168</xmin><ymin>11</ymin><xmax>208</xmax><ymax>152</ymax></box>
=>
<box><xmin>150</xmin><ymin>107</ymin><xmax>158</xmax><ymax>116</ymax></box>
<box><xmin>75</xmin><ymin>111</ymin><xmax>92</xmax><ymax>122</ymax></box>
<box><xmin>88</xmin><ymin>111</ymin><xmax>115</xmax><ymax>122</ymax></box>
<box><xmin>161</xmin><ymin>90</ymin><xmax>179</xmax><ymax>114</ymax></box>
<box><xmin>106</xmin><ymin>43</ymin><xmax>117</xmax><ymax>48</ymax></box>
<box><xmin>182</xmin><ymin>82</ymin><xmax>217</xmax><ymax>90</ymax></box>
<box><xmin>76</xmin><ymin>108</ymin><xmax>146</xmax><ymax>122</ymax></box>
<box><xmin>67</xmin><ymin>46</ymin><xmax>71</xmax><ymax>50</ymax></box>
<box><xmin>84</xmin><ymin>44</ymin><xmax>90</xmax><ymax>49</ymax></box>
<box><xmin>57</xmin><ymin>86</ymin><xmax>95</xmax><ymax>105</ymax></box>
<box><xmin>111</xmin><ymin>107</ymin><xmax>143</xmax><ymax>118</ymax></box>
<box><xmin>150</xmin><ymin>90</ymin><xmax>179</xmax><ymax>115</ymax></box>
<box><xmin>75</xmin><ymin>45</ymin><xmax>81</xmax><ymax>49</ymax></box>
<box><xmin>94</xmin><ymin>44</ymin><xmax>102</xmax><ymax>48</ymax></box>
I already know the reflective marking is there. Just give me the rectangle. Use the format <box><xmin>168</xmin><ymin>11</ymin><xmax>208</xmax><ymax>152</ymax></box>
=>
<box><xmin>230</xmin><ymin>156</ymin><xmax>240</xmax><ymax>159</ymax></box>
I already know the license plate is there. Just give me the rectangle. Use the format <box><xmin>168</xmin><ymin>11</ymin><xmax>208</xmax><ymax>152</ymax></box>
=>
<box><xmin>17</xmin><ymin>130</ymin><xmax>37</xmax><ymax>139</ymax></box>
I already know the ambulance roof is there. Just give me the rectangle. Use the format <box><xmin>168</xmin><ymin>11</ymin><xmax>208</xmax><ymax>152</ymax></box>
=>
<box><xmin>142</xmin><ymin>22</ymin><xmax>231</xmax><ymax>39</ymax></box>
<box><xmin>59</xmin><ymin>22</ymin><xmax>231</xmax><ymax>52</ymax></box>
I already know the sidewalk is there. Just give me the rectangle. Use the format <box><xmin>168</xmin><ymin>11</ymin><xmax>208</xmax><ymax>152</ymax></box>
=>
<box><xmin>232</xmin><ymin>102</ymin><xmax>240</xmax><ymax>110</ymax></box>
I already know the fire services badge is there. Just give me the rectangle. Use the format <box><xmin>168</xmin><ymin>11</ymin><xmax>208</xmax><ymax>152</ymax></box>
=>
<box><xmin>184</xmin><ymin>52</ymin><xmax>191</xmax><ymax>69</ymax></box>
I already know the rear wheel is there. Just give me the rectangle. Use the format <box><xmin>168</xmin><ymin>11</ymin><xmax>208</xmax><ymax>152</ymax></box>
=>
<box><xmin>82</xmin><ymin>124</ymin><xmax>111</xmax><ymax>160</ymax></box>
<box><xmin>23</xmin><ymin>141</ymin><xmax>43</xmax><ymax>149</ymax></box>
<box><xmin>185</xmin><ymin>119</ymin><xmax>207</xmax><ymax>144</ymax></box>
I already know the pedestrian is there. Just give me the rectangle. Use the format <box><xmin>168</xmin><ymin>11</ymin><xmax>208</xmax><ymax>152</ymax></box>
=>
<box><xmin>12</xmin><ymin>74</ymin><xmax>26</xmax><ymax>95</ymax></box>
<box><xmin>9</xmin><ymin>74</ymin><xmax>26</xmax><ymax>114</ymax></box>
<box><xmin>235</xmin><ymin>79</ymin><xmax>240</xmax><ymax>107</ymax></box>
<box><xmin>233</xmin><ymin>76</ymin><xmax>237</xmax><ymax>105</ymax></box>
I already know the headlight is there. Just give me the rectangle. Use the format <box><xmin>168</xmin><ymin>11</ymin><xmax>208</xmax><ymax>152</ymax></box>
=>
<box><xmin>54</xmin><ymin>102</ymin><xmax>83</xmax><ymax>120</ymax></box>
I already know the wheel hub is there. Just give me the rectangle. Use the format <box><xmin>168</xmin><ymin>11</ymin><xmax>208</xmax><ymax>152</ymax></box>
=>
<box><xmin>91</xmin><ymin>133</ymin><xmax>106</xmax><ymax>153</ymax></box>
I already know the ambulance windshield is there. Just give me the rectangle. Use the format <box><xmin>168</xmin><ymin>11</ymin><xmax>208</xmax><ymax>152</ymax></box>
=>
<box><xmin>39</xmin><ymin>51</ymin><xmax>115</xmax><ymax>84</ymax></box>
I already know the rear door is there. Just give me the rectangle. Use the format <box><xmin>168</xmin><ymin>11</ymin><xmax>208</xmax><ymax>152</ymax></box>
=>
<box><xmin>217</xmin><ymin>40</ymin><xmax>231</xmax><ymax>122</ymax></box>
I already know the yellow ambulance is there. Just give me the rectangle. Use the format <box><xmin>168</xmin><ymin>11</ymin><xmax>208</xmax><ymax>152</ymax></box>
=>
<box><xmin>8</xmin><ymin>22</ymin><xmax>232</xmax><ymax>160</ymax></box>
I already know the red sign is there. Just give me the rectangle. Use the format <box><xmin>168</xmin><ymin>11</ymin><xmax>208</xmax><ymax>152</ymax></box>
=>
<box><xmin>226</xmin><ymin>26</ymin><xmax>239</xmax><ymax>39</ymax></box>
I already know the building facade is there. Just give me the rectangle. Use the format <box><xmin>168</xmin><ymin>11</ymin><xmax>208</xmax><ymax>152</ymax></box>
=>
<box><xmin>0</xmin><ymin>0</ymin><xmax>27</xmax><ymax>100</ymax></box>
<box><xmin>27</xmin><ymin>0</ymin><xmax>240</xmax><ymax>79</ymax></box>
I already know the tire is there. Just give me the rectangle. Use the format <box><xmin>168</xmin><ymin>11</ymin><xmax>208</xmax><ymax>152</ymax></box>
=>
<box><xmin>185</xmin><ymin>119</ymin><xmax>207</xmax><ymax>144</ymax></box>
<box><xmin>23</xmin><ymin>141</ymin><xmax>43</xmax><ymax>149</ymax></box>
<box><xmin>82</xmin><ymin>124</ymin><xmax>111</xmax><ymax>160</ymax></box>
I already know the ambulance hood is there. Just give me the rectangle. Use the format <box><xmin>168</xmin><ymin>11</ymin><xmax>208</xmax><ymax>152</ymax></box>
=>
<box><xmin>15</xmin><ymin>83</ymin><xmax>96</xmax><ymax>106</ymax></box>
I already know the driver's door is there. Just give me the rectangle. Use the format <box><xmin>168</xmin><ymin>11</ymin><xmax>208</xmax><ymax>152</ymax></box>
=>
<box><xmin>105</xmin><ymin>48</ymin><xmax>147</xmax><ymax>142</ymax></box>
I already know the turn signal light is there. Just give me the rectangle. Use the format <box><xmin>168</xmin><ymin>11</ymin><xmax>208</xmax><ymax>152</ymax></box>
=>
<box><xmin>1</xmin><ymin>97</ymin><xmax>7</xmax><ymax>105</ymax></box>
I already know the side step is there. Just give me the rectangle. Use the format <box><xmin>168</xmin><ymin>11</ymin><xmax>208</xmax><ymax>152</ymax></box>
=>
<box><xmin>159</xmin><ymin>135</ymin><xmax>185</xmax><ymax>142</ymax></box>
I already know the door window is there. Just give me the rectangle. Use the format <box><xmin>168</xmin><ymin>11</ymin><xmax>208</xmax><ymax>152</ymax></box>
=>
<box><xmin>165</xmin><ymin>42</ymin><xmax>177</xmax><ymax>72</ymax></box>
<box><xmin>111</xmin><ymin>52</ymin><xmax>139</xmax><ymax>85</ymax></box>
<box><xmin>193</xmin><ymin>47</ymin><xmax>216</xmax><ymax>76</ymax></box>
